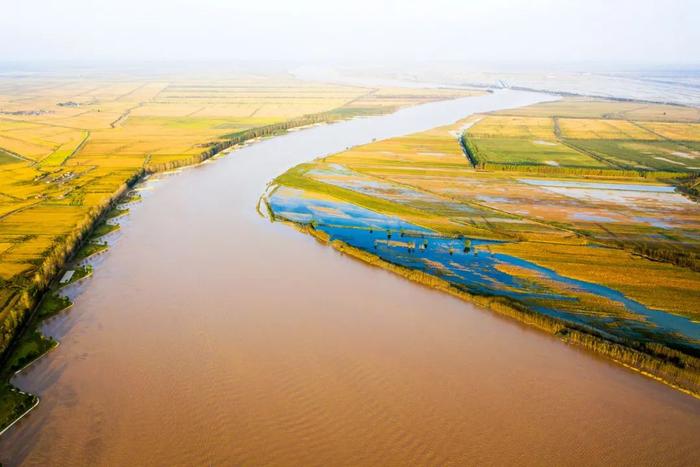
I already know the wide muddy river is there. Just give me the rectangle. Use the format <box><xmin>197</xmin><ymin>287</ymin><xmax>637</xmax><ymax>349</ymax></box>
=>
<box><xmin>2</xmin><ymin>90</ymin><xmax>700</xmax><ymax>465</ymax></box>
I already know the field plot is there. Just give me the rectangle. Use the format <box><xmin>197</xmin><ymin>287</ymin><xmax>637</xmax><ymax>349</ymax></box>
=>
<box><xmin>496</xmin><ymin>97</ymin><xmax>700</xmax><ymax>121</ymax></box>
<box><xmin>466</xmin><ymin>116</ymin><xmax>605</xmax><ymax>167</ymax></box>
<box><xmin>465</xmin><ymin>98</ymin><xmax>700</xmax><ymax>173</ymax></box>
<box><xmin>0</xmin><ymin>120</ymin><xmax>87</xmax><ymax>163</ymax></box>
<box><xmin>569</xmin><ymin>139</ymin><xmax>700</xmax><ymax>170</ymax></box>
<box><xmin>640</xmin><ymin>122</ymin><xmax>700</xmax><ymax>141</ymax></box>
<box><xmin>269</xmin><ymin>97</ymin><xmax>700</xmax><ymax>394</ymax></box>
<box><xmin>558</xmin><ymin>118</ymin><xmax>659</xmax><ymax>140</ymax></box>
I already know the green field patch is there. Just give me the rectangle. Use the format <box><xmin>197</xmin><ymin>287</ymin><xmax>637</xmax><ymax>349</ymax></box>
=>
<box><xmin>75</xmin><ymin>242</ymin><xmax>108</xmax><ymax>261</ymax></box>
<box><xmin>92</xmin><ymin>222</ymin><xmax>120</xmax><ymax>239</ymax></box>
<box><xmin>0</xmin><ymin>383</ymin><xmax>36</xmax><ymax>433</ymax></box>
<box><xmin>106</xmin><ymin>207</ymin><xmax>129</xmax><ymax>219</ymax></box>
<box><xmin>569</xmin><ymin>139</ymin><xmax>700</xmax><ymax>171</ymax></box>
<box><xmin>36</xmin><ymin>293</ymin><xmax>72</xmax><ymax>319</ymax></box>
<box><xmin>5</xmin><ymin>329</ymin><xmax>56</xmax><ymax>374</ymax></box>
<box><xmin>59</xmin><ymin>265</ymin><xmax>93</xmax><ymax>287</ymax></box>
<box><xmin>39</xmin><ymin>130</ymin><xmax>89</xmax><ymax>167</ymax></box>
<box><xmin>468</xmin><ymin>137</ymin><xmax>606</xmax><ymax>168</ymax></box>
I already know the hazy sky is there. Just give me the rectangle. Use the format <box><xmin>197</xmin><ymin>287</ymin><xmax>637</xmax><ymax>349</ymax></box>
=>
<box><xmin>2</xmin><ymin>0</ymin><xmax>698</xmax><ymax>66</ymax></box>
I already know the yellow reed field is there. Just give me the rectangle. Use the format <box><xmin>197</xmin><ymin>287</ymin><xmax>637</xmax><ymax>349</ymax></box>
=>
<box><xmin>66</xmin><ymin>154</ymin><xmax>146</xmax><ymax>169</ymax></box>
<box><xmin>494</xmin><ymin>98</ymin><xmax>642</xmax><ymax>118</ymax></box>
<box><xmin>496</xmin><ymin>97</ymin><xmax>700</xmax><ymax>122</ymax></box>
<box><xmin>79</xmin><ymin>192</ymin><xmax>115</xmax><ymax>208</ymax></box>
<box><xmin>3</xmin><ymin>123</ymin><xmax>82</xmax><ymax>146</ymax></box>
<box><xmin>467</xmin><ymin>116</ymin><xmax>556</xmax><ymax>140</ymax></box>
<box><xmin>131</xmin><ymin>102</ymin><xmax>262</xmax><ymax>118</ymax></box>
<box><xmin>0</xmin><ymin>205</ymin><xmax>87</xmax><ymax>235</ymax></box>
<box><xmin>1</xmin><ymin>236</ymin><xmax>56</xmax><ymax>262</ymax></box>
<box><xmin>558</xmin><ymin>118</ymin><xmax>659</xmax><ymax>140</ymax></box>
<box><xmin>0</xmin><ymin>132</ymin><xmax>51</xmax><ymax>161</ymax></box>
<box><xmin>48</xmin><ymin>106</ymin><xmax>138</xmax><ymax>130</ymax></box>
<box><xmin>326</xmin><ymin>117</ymin><xmax>478</xmax><ymax>170</ymax></box>
<box><xmin>0</xmin><ymin>262</ymin><xmax>32</xmax><ymax>281</ymax></box>
<box><xmin>39</xmin><ymin>130</ymin><xmax>89</xmax><ymax>166</ymax></box>
<box><xmin>154</xmin><ymin>83</ymin><xmax>365</xmax><ymax>118</ymax></box>
<box><xmin>0</xmin><ymin>120</ymin><xmax>88</xmax><ymax>162</ymax></box>
<box><xmin>74</xmin><ymin>170</ymin><xmax>133</xmax><ymax>193</ymax></box>
<box><xmin>490</xmin><ymin>241</ymin><xmax>700</xmax><ymax>319</ymax></box>
<box><xmin>145</xmin><ymin>155</ymin><xmax>200</xmax><ymax>169</ymax></box>
<box><xmin>617</xmin><ymin>104</ymin><xmax>700</xmax><ymax>123</ymax></box>
<box><xmin>466</xmin><ymin>97</ymin><xmax>700</xmax><ymax>172</ymax></box>
<box><xmin>0</xmin><ymin>164</ymin><xmax>40</xmax><ymax>185</ymax></box>
<box><xmin>495</xmin><ymin>262</ymin><xmax>640</xmax><ymax>320</ymax></box>
<box><xmin>332</xmin><ymin>134</ymin><xmax>467</xmax><ymax>169</ymax></box>
<box><xmin>0</xmin><ymin>200</ymin><xmax>40</xmax><ymax>218</ymax></box>
<box><xmin>638</xmin><ymin>122</ymin><xmax>700</xmax><ymax>141</ymax></box>
<box><xmin>348</xmin><ymin>87</ymin><xmax>480</xmax><ymax>110</ymax></box>
<box><xmin>113</xmin><ymin>82</ymin><xmax>169</xmax><ymax>103</ymax></box>
<box><xmin>0</xmin><ymin>182</ymin><xmax>46</xmax><ymax>200</ymax></box>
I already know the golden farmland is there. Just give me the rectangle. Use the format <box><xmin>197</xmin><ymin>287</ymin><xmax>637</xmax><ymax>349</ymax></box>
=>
<box><xmin>557</xmin><ymin>118</ymin><xmax>659</xmax><ymax>140</ymax></box>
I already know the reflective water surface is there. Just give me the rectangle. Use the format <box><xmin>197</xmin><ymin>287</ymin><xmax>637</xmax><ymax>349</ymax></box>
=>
<box><xmin>2</xmin><ymin>90</ymin><xmax>699</xmax><ymax>465</ymax></box>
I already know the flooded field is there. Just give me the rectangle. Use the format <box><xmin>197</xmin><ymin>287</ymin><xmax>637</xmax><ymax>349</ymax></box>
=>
<box><xmin>2</xmin><ymin>91</ymin><xmax>700</xmax><ymax>465</ymax></box>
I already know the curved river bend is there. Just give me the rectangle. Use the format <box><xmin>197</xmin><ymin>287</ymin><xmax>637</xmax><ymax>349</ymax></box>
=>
<box><xmin>2</xmin><ymin>90</ymin><xmax>699</xmax><ymax>465</ymax></box>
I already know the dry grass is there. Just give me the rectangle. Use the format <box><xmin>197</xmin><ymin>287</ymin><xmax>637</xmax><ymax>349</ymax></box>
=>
<box><xmin>558</xmin><ymin>118</ymin><xmax>659</xmax><ymax>140</ymax></box>
<box><xmin>495</xmin><ymin>97</ymin><xmax>700</xmax><ymax>122</ymax></box>
<box><xmin>638</xmin><ymin>122</ymin><xmax>700</xmax><ymax>141</ymax></box>
<box><xmin>467</xmin><ymin>116</ymin><xmax>556</xmax><ymax>139</ymax></box>
<box><xmin>490</xmin><ymin>242</ymin><xmax>700</xmax><ymax>319</ymax></box>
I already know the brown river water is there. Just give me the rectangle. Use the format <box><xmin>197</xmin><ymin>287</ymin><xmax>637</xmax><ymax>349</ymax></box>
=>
<box><xmin>1</xmin><ymin>90</ymin><xmax>699</xmax><ymax>465</ymax></box>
